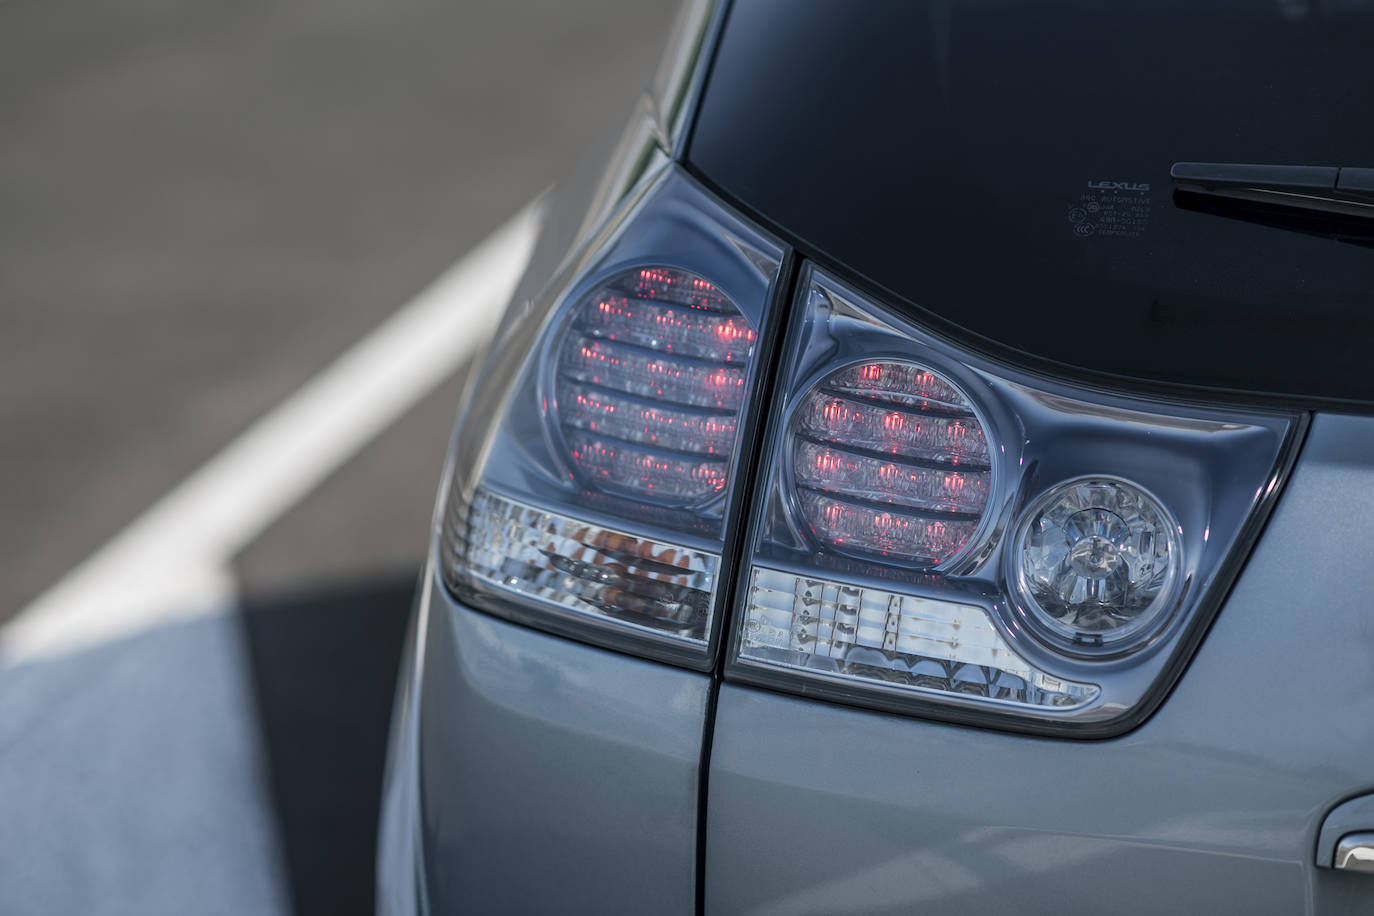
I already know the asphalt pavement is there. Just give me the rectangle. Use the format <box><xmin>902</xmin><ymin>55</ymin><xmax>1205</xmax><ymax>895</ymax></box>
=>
<box><xmin>1</xmin><ymin>0</ymin><xmax>677</xmax><ymax>616</ymax></box>
<box><xmin>0</xmin><ymin>0</ymin><xmax>679</xmax><ymax>913</ymax></box>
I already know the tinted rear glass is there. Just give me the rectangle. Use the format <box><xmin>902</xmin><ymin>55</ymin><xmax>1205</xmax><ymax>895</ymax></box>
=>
<box><xmin>690</xmin><ymin>0</ymin><xmax>1374</xmax><ymax>405</ymax></box>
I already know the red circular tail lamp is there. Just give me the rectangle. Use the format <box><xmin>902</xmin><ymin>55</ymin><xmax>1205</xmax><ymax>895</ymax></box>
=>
<box><xmin>789</xmin><ymin>359</ymin><xmax>993</xmax><ymax>566</ymax></box>
<box><xmin>551</xmin><ymin>265</ymin><xmax>756</xmax><ymax>507</ymax></box>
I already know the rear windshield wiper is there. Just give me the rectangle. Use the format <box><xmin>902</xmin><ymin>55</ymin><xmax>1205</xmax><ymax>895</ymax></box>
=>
<box><xmin>1172</xmin><ymin>162</ymin><xmax>1374</xmax><ymax>243</ymax></box>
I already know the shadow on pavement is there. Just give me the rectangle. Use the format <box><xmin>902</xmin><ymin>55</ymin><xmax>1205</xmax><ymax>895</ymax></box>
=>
<box><xmin>0</xmin><ymin>612</ymin><xmax>289</xmax><ymax>916</ymax></box>
<box><xmin>239</xmin><ymin>573</ymin><xmax>415</xmax><ymax>916</ymax></box>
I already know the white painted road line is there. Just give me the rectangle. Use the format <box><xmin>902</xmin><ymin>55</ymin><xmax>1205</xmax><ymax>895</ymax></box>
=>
<box><xmin>0</xmin><ymin>202</ymin><xmax>541</xmax><ymax>664</ymax></box>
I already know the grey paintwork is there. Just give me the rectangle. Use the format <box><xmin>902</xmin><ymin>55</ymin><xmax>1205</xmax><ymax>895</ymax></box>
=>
<box><xmin>415</xmin><ymin>563</ymin><xmax>709</xmax><ymax>914</ymax></box>
<box><xmin>1318</xmin><ymin>791</ymin><xmax>1374</xmax><ymax>869</ymax></box>
<box><xmin>703</xmin><ymin>413</ymin><xmax>1374</xmax><ymax>915</ymax></box>
<box><xmin>376</xmin><ymin>566</ymin><xmax>430</xmax><ymax>916</ymax></box>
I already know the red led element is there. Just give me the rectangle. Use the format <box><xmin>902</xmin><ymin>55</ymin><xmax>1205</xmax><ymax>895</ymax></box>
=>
<box><xmin>567</xmin><ymin>431</ymin><xmax>728</xmax><ymax>502</ymax></box>
<box><xmin>792</xmin><ymin>360</ymin><xmax>992</xmax><ymax>565</ymax></box>
<box><xmin>794</xmin><ymin>442</ymin><xmax>989</xmax><ymax>516</ymax></box>
<box><xmin>560</xmin><ymin>383</ymin><xmax>737</xmax><ymax>455</ymax></box>
<box><xmin>581</xmin><ymin>295</ymin><xmax>755</xmax><ymax>363</ymax></box>
<box><xmin>826</xmin><ymin>362</ymin><xmax>974</xmax><ymax>413</ymax></box>
<box><xmin>631</xmin><ymin>267</ymin><xmax>733</xmax><ymax>310</ymax></box>
<box><xmin>801</xmin><ymin>491</ymin><xmax>979</xmax><ymax>564</ymax></box>
<box><xmin>553</xmin><ymin>265</ymin><xmax>756</xmax><ymax>506</ymax></box>
<box><xmin>796</xmin><ymin>395</ymin><xmax>989</xmax><ymax>465</ymax></box>
<box><xmin>562</xmin><ymin>337</ymin><xmax>746</xmax><ymax>412</ymax></box>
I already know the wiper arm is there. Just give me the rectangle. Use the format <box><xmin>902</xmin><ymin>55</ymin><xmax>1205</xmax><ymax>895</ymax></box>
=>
<box><xmin>1172</xmin><ymin>162</ymin><xmax>1374</xmax><ymax>220</ymax></box>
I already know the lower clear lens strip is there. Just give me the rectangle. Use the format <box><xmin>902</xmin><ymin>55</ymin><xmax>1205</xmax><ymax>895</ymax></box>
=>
<box><xmin>466</xmin><ymin>488</ymin><xmax>717</xmax><ymax>642</ymax></box>
<box><xmin>739</xmin><ymin>566</ymin><xmax>1098</xmax><ymax>709</ymax></box>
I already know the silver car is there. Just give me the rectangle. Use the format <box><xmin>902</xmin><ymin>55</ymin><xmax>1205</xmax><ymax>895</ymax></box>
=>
<box><xmin>379</xmin><ymin>1</ymin><xmax>1374</xmax><ymax>912</ymax></box>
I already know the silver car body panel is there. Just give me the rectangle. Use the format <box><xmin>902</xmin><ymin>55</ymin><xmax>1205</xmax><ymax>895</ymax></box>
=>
<box><xmin>415</xmin><ymin>563</ymin><xmax>708</xmax><ymax>915</ymax></box>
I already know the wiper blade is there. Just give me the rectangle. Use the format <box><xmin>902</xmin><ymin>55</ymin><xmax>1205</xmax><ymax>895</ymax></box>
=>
<box><xmin>1172</xmin><ymin>162</ymin><xmax>1374</xmax><ymax>221</ymax></box>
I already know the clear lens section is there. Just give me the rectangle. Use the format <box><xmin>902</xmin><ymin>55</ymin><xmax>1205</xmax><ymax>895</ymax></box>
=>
<box><xmin>467</xmin><ymin>489</ymin><xmax>717</xmax><ymax>642</ymax></box>
<box><xmin>791</xmin><ymin>360</ymin><xmax>991</xmax><ymax>565</ymax></box>
<box><xmin>1014</xmin><ymin>477</ymin><xmax>1180</xmax><ymax>648</ymax></box>
<box><xmin>740</xmin><ymin>567</ymin><xmax>1098</xmax><ymax>708</ymax></box>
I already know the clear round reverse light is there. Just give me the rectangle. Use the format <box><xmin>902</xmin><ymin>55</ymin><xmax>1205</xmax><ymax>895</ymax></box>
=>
<box><xmin>790</xmin><ymin>360</ymin><xmax>991</xmax><ymax>566</ymax></box>
<box><xmin>552</xmin><ymin>265</ymin><xmax>755</xmax><ymax>507</ymax></box>
<box><xmin>1012</xmin><ymin>477</ymin><xmax>1181</xmax><ymax>651</ymax></box>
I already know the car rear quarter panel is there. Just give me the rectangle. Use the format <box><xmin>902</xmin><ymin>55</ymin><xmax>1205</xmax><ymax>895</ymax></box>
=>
<box><xmin>418</xmin><ymin>581</ymin><xmax>708</xmax><ymax>914</ymax></box>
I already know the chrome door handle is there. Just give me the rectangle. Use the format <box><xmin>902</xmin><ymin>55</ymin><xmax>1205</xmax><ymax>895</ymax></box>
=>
<box><xmin>1335</xmin><ymin>833</ymin><xmax>1374</xmax><ymax>874</ymax></box>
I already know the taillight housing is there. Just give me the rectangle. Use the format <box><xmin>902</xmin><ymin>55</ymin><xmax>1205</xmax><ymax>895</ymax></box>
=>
<box><xmin>437</xmin><ymin>164</ymin><xmax>1301</xmax><ymax>736</ymax></box>
<box><xmin>728</xmin><ymin>268</ymin><xmax>1299</xmax><ymax>735</ymax></box>
<box><xmin>440</xmin><ymin>168</ymin><xmax>783</xmax><ymax>668</ymax></box>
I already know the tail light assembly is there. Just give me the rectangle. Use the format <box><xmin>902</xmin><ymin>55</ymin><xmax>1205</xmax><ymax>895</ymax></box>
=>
<box><xmin>440</xmin><ymin>164</ymin><xmax>1302</xmax><ymax>736</ymax></box>
<box><xmin>731</xmin><ymin>270</ymin><xmax>1297</xmax><ymax>734</ymax></box>
<box><xmin>441</xmin><ymin>168</ymin><xmax>784</xmax><ymax>668</ymax></box>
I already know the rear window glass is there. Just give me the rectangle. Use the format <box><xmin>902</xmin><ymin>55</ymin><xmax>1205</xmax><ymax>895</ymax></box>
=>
<box><xmin>690</xmin><ymin>0</ymin><xmax>1374</xmax><ymax>405</ymax></box>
